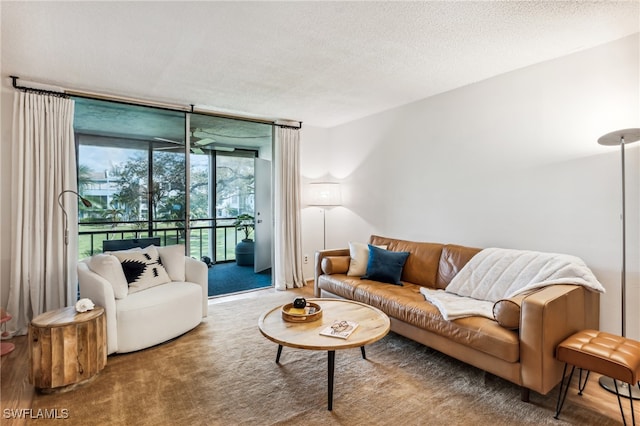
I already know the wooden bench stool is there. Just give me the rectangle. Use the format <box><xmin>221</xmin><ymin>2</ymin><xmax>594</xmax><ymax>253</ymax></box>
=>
<box><xmin>554</xmin><ymin>329</ymin><xmax>640</xmax><ymax>425</ymax></box>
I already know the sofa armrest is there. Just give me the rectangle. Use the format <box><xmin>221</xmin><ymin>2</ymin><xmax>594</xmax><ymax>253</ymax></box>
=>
<box><xmin>519</xmin><ymin>284</ymin><xmax>600</xmax><ymax>395</ymax></box>
<box><xmin>314</xmin><ymin>248</ymin><xmax>350</xmax><ymax>297</ymax></box>
<box><xmin>77</xmin><ymin>261</ymin><xmax>118</xmax><ymax>354</ymax></box>
<box><xmin>185</xmin><ymin>256</ymin><xmax>208</xmax><ymax>317</ymax></box>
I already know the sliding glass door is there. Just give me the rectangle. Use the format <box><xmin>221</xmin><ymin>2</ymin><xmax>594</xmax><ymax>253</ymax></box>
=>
<box><xmin>189</xmin><ymin>113</ymin><xmax>273</xmax><ymax>270</ymax></box>
<box><xmin>73</xmin><ymin>98</ymin><xmax>274</xmax><ymax>294</ymax></box>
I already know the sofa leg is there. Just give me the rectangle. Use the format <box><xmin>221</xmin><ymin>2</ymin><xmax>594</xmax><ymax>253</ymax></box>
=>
<box><xmin>521</xmin><ymin>387</ymin><xmax>530</xmax><ymax>402</ymax></box>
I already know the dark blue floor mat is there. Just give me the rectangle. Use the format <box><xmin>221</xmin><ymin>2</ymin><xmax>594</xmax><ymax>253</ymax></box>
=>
<box><xmin>207</xmin><ymin>262</ymin><xmax>272</xmax><ymax>297</ymax></box>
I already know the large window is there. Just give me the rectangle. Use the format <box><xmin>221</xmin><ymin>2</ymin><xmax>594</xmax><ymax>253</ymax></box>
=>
<box><xmin>73</xmin><ymin>98</ymin><xmax>273</xmax><ymax>266</ymax></box>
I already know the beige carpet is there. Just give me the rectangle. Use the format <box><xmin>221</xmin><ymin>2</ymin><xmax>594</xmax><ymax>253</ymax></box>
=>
<box><xmin>29</xmin><ymin>291</ymin><xmax>617</xmax><ymax>425</ymax></box>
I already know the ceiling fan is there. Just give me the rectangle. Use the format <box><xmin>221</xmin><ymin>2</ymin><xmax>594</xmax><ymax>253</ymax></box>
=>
<box><xmin>153</xmin><ymin>129</ymin><xmax>216</xmax><ymax>154</ymax></box>
<box><xmin>190</xmin><ymin>128</ymin><xmax>216</xmax><ymax>146</ymax></box>
<box><xmin>153</xmin><ymin>137</ymin><xmax>204</xmax><ymax>154</ymax></box>
<box><xmin>153</xmin><ymin>129</ymin><xmax>237</xmax><ymax>153</ymax></box>
<box><xmin>153</xmin><ymin>129</ymin><xmax>214</xmax><ymax>144</ymax></box>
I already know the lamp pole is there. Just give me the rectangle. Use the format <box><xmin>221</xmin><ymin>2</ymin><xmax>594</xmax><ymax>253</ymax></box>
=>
<box><xmin>57</xmin><ymin>190</ymin><xmax>92</xmax><ymax>294</ymax></box>
<box><xmin>596</xmin><ymin>128</ymin><xmax>640</xmax><ymax>399</ymax></box>
<box><xmin>308</xmin><ymin>182</ymin><xmax>341</xmax><ymax>250</ymax></box>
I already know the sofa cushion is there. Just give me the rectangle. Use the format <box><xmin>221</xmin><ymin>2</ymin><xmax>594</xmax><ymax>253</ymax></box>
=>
<box><xmin>115</xmin><ymin>281</ymin><xmax>202</xmax><ymax>353</ymax></box>
<box><xmin>369</xmin><ymin>235</ymin><xmax>443</xmax><ymax>287</ymax></box>
<box><xmin>321</xmin><ymin>256</ymin><xmax>350</xmax><ymax>275</ymax></box>
<box><xmin>347</xmin><ymin>242</ymin><xmax>387</xmax><ymax>276</ymax></box>
<box><xmin>112</xmin><ymin>246</ymin><xmax>171</xmax><ymax>294</ymax></box>
<box><xmin>87</xmin><ymin>253</ymin><xmax>129</xmax><ymax>299</ymax></box>
<box><xmin>362</xmin><ymin>245</ymin><xmax>410</xmax><ymax>285</ymax></box>
<box><xmin>436</xmin><ymin>244</ymin><xmax>482</xmax><ymax>289</ymax></box>
<box><xmin>347</xmin><ymin>242</ymin><xmax>369</xmax><ymax>276</ymax></box>
<box><xmin>317</xmin><ymin>274</ymin><xmax>362</xmax><ymax>299</ymax></box>
<box><xmin>317</xmin><ymin>275</ymin><xmax>520</xmax><ymax>362</ymax></box>
<box><xmin>156</xmin><ymin>244</ymin><xmax>186</xmax><ymax>281</ymax></box>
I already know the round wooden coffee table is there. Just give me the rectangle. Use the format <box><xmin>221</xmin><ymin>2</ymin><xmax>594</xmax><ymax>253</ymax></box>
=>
<box><xmin>258</xmin><ymin>298</ymin><xmax>390</xmax><ymax>410</ymax></box>
<box><xmin>29</xmin><ymin>306</ymin><xmax>107</xmax><ymax>392</ymax></box>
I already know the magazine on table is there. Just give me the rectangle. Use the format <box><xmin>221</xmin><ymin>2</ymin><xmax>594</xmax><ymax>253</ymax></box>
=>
<box><xmin>320</xmin><ymin>320</ymin><xmax>359</xmax><ymax>339</ymax></box>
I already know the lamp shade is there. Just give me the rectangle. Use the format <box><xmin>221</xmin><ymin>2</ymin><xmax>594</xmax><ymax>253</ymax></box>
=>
<box><xmin>308</xmin><ymin>182</ymin><xmax>341</xmax><ymax>206</ymax></box>
<box><xmin>597</xmin><ymin>128</ymin><xmax>640</xmax><ymax>145</ymax></box>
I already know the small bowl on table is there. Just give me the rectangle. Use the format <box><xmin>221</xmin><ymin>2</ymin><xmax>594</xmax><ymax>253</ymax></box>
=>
<box><xmin>281</xmin><ymin>302</ymin><xmax>323</xmax><ymax>323</ymax></box>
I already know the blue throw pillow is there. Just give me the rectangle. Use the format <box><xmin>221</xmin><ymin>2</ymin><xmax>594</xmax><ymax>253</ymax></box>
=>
<box><xmin>362</xmin><ymin>244</ymin><xmax>410</xmax><ymax>285</ymax></box>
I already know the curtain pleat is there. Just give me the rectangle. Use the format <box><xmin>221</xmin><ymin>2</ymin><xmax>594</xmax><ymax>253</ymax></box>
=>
<box><xmin>6</xmin><ymin>92</ymin><xmax>76</xmax><ymax>335</ymax></box>
<box><xmin>274</xmin><ymin>127</ymin><xmax>305</xmax><ymax>290</ymax></box>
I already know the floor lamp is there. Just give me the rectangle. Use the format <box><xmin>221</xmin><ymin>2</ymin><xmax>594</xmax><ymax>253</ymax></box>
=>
<box><xmin>597</xmin><ymin>128</ymin><xmax>640</xmax><ymax>400</ymax></box>
<box><xmin>308</xmin><ymin>182</ymin><xmax>341</xmax><ymax>249</ymax></box>
<box><xmin>57</xmin><ymin>190</ymin><xmax>92</xmax><ymax>294</ymax></box>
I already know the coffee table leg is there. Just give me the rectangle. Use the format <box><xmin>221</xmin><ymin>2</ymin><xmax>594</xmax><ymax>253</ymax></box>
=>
<box><xmin>276</xmin><ymin>345</ymin><xmax>283</xmax><ymax>363</ymax></box>
<box><xmin>361</xmin><ymin>346</ymin><xmax>366</xmax><ymax>359</ymax></box>
<box><xmin>328</xmin><ymin>350</ymin><xmax>335</xmax><ymax>411</ymax></box>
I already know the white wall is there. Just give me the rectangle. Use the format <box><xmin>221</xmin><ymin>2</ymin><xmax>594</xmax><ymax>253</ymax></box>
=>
<box><xmin>301</xmin><ymin>34</ymin><xmax>640</xmax><ymax>339</ymax></box>
<box><xmin>300</xmin><ymin>125</ymin><xmax>330</xmax><ymax>280</ymax></box>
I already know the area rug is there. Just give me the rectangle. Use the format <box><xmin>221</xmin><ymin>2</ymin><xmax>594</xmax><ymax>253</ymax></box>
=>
<box><xmin>29</xmin><ymin>291</ymin><xmax>617</xmax><ymax>425</ymax></box>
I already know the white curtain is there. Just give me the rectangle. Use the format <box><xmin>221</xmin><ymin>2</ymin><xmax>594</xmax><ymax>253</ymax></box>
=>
<box><xmin>6</xmin><ymin>92</ymin><xmax>76</xmax><ymax>336</ymax></box>
<box><xmin>274</xmin><ymin>126</ymin><xmax>305</xmax><ymax>290</ymax></box>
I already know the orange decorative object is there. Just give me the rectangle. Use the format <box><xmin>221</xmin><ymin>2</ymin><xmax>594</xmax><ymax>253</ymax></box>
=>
<box><xmin>0</xmin><ymin>308</ymin><xmax>15</xmax><ymax>356</ymax></box>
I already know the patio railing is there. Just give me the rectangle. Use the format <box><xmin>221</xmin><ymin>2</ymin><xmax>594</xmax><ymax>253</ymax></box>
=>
<box><xmin>78</xmin><ymin>217</ymin><xmax>243</xmax><ymax>262</ymax></box>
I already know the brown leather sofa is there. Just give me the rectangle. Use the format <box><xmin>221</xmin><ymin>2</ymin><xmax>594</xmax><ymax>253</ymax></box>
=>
<box><xmin>314</xmin><ymin>235</ymin><xmax>600</xmax><ymax>400</ymax></box>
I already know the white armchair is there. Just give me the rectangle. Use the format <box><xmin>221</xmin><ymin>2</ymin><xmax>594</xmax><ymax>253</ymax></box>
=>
<box><xmin>77</xmin><ymin>245</ymin><xmax>208</xmax><ymax>355</ymax></box>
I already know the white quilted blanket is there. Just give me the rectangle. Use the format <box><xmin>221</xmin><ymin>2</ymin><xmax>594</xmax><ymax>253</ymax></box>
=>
<box><xmin>420</xmin><ymin>248</ymin><xmax>605</xmax><ymax>320</ymax></box>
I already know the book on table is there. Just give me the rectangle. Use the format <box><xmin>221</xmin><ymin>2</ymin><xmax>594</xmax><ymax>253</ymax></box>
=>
<box><xmin>319</xmin><ymin>320</ymin><xmax>359</xmax><ymax>339</ymax></box>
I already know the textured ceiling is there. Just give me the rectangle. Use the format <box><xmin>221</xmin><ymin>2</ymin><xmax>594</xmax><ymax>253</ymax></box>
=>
<box><xmin>1</xmin><ymin>1</ymin><xmax>639</xmax><ymax>127</ymax></box>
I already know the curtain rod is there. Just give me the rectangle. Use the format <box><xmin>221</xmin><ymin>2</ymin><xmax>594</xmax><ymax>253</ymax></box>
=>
<box><xmin>276</xmin><ymin>124</ymin><xmax>303</xmax><ymax>130</ymax></box>
<box><xmin>11</xmin><ymin>76</ymin><xmax>69</xmax><ymax>98</ymax></box>
<box><xmin>10</xmin><ymin>76</ymin><xmax>302</xmax><ymax>129</ymax></box>
<box><xmin>274</xmin><ymin>120</ymin><xmax>303</xmax><ymax>130</ymax></box>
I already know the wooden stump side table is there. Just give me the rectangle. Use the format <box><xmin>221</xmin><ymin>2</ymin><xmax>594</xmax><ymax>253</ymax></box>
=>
<box><xmin>29</xmin><ymin>306</ymin><xmax>107</xmax><ymax>392</ymax></box>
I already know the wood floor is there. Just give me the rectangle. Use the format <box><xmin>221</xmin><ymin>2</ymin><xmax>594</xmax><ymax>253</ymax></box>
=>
<box><xmin>1</xmin><ymin>284</ymin><xmax>635</xmax><ymax>425</ymax></box>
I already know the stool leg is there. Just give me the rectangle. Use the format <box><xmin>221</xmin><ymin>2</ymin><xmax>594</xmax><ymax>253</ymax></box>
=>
<box><xmin>577</xmin><ymin>368</ymin><xmax>590</xmax><ymax>395</ymax></box>
<box><xmin>554</xmin><ymin>363</ymin><xmax>575</xmax><ymax>420</ymax></box>
<box><xmin>629</xmin><ymin>382</ymin><xmax>637</xmax><ymax>426</ymax></box>
<box><xmin>635</xmin><ymin>382</ymin><xmax>639</xmax><ymax>426</ymax></box>
<box><xmin>613</xmin><ymin>379</ymin><xmax>635</xmax><ymax>426</ymax></box>
<box><xmin>632</xmin><ymin>388</ymin><xmax>636</xmax><ymax>426</ymax></box>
